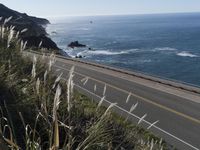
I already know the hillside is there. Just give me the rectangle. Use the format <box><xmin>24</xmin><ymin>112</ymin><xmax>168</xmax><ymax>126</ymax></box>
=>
<box><xmin>0</xmin><ymin>3</ymin><xmax>59</xmax><ymax>50</ymax></box>
<box><xmin>0</xmin><ymin>3</ymin><xmax>49</xmax><ymax>25</ymax></box>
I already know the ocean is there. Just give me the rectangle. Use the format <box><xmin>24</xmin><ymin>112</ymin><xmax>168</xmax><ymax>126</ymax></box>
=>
<box><xmin>47</xmin><ymin>13</ymin><xmax>200</xmax><ymax>86</ymax></box>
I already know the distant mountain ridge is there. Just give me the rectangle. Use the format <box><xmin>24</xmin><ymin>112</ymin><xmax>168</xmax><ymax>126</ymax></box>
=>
<box><xmin>0</xmin><ymin>3</ymin><xmax>59</xmax><ymax>50</ymax></box>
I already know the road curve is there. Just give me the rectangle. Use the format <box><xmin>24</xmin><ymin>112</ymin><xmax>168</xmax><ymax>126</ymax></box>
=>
<box><xmin>26</xmin><ymin>51</ymin><xmax>200</xmax><ymax>150</ymax></box>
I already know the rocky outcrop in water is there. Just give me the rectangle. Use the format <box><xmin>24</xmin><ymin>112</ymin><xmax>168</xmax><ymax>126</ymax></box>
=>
<box><xmin>68</xmin><ymin>41</ymin><xmax>86</xmax><ymax>48</ymax></box>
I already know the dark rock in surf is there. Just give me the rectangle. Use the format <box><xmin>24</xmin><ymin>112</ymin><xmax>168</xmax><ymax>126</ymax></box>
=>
<box><xmin>68</xmin><ymin>41</ymin><xmax>86</xmax><ymax>48</ymax></box>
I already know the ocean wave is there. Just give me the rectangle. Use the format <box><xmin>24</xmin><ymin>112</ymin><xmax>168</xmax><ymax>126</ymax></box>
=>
<box><xmin>140</xmin><ymin>59</ymin><xmax>152</xmax><ymax>63</ymax></box>
<box><xmin>176</xmin><ymin>51</ymin><xmax>198</xmax><ymax>58</ymax></box>
<box><xmin>83</xmin><ymin>50</ymin><xmax>130</xmax><ymax>55</ymax></box>
<box><xmin>65</xmin><ymin>52</ymin><xmax>76</xmax><ymax>58</ymax></box>
<box><xmin>79</xmin><ymin>49</ymin><xmax>136</xmax><ymax>55</ymax></box>
<box><xmin>73</xmin><ymin>28</ymin><xmax>90</xmax><ymax>31</ymax></box>
<box><xmin>153</xmin><ymin>47</ymin><xmax>177</xmax><ymax>52</ymax></box>
<box><xmin>104</xmin><ymin>41</ymin><xmax>118</xmax><ymax>46</ymax></box>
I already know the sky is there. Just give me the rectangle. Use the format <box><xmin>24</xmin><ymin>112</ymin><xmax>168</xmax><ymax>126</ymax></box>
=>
<box><xmin>1</xmin><ymin>0</ymin><xmax>200</xmax><ymax>18</ymax></box>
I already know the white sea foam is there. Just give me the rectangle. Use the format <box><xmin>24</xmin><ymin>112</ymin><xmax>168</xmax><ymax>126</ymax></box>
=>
<box><xmin>66</xmin><ymin>48</ymin><xmax>142</xmax><ymax>58</ymax></box>
<box><xmin>86</xmin><ymin>49</ymin><xmax>138</xmax><ymax>55</ymax></box>
<box><xmin>153</xmin><ymin>47</ymin><xmax>177</xmax><ymax>52</ymax></box>
<box><xmin>177</xmin><ymin>51</ymin><xmax>198</xmax><ymax>58</ymax></box>
<box><xmin>84</xmin><ymin>50</ymin><xmax>129</xmax><ymax>55</ymax></box>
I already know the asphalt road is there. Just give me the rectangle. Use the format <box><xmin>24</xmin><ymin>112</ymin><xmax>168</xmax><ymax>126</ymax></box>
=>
<box><xmin>27</xmin><ymin>51</ymin><xmax>200</xmax><ymax>150</ymax></box>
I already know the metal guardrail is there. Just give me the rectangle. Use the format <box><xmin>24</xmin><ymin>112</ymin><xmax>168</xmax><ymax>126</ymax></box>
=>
<box><xmin>26</xmin><ymin>50</ymin><xmax>200</xmax><ymax>95</ymax></box>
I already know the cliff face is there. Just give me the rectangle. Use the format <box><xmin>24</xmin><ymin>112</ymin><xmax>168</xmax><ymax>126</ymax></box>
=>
<box><xmin>0</xmin><ymin>3</ymin><xmax>59</xmax><ymax>50</ymax></box>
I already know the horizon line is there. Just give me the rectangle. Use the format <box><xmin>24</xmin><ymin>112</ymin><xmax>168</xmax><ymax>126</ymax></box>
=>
<box><xmin>44</xmin><ymin>11</ymin><xmax>200</xmax><ymax>19</ymax></box>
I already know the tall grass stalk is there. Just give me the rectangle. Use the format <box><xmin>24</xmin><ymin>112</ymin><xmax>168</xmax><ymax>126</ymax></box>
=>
<box><xmin>21</xmin><ymin>28</ymin><xmax>28</xmax><ymax>33</ymax></box>
<box><xmin>52</xmin><ymin>84</ymin><xmax>61</xmax><ymax>149</ymax></box>
<box><xmin>96</xmin><ymin>96</ymin><xmax>105</xmax><ymax>111</ymax></box>
<box><xmin>4</xmin><ymin>16</ymin><xmax>13</xmax><ymax>25</ymax></box>
<box><xmin>138</xmin><ymin>114</ymin><xmax>147</xmax><ymax>125</ymax></box>
<box><xmin>147</xmin><ymin>120</ymin><xmax>159</xmax><ymax>130</ymax></box>
<box><xmin>81</xmin><ymin>77</ymin><xmax>89</xmax><ymax>85</ymax></box>
<box><xmin>103</xmin><ymin>84</ymin><xmax>107</xmax><ymax>96</ymax></box>
<box><xmin>126</xmin><ymin>92</ymin><xmax>132</xmax><ymax>103</ymax></box>
<box><xmin>31</xmin><ymin>56</ymin><xmax>37</xmax><ymax>78</ymax></box>
<box><xmin>43</xmin><ymin>70</ymin><xmax>48</xmax><ymax>86</ymax></box>
<box><xmin>36</xmin><ymin>78</ymin><xmax>40</xmax><ymax>95</ymax></box>
<box><xmin>66</xmin><ymin>66</ymin><xmax>74</xmax><ymax>150</ymax></box>
<box><xmin>38</xmin><ymin>41</ymin><xmax>43</xmax><ymax>48</ymax></box>
<box><xmin>94</xmin><ymin>84</ymin><xmax>97</xmax><ymax>92</ymax></box>
<box><xmin>52</xmin><ymin>73</ymin><xmax>63</xmax><ymax>89</ymax></box>
<box><xmin>130</xmin><ymin>102</ymin><xmax>138</xmax><ymax>113</ymax></box>
<box><xmin>7</xmin><ymin>28</ymin><xmax>14</xmax><ymax>48</ymax></box>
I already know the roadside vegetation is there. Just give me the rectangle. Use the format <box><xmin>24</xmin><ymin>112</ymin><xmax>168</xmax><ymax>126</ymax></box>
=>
<box><xmin>0</xmin><ymin>17</ymin><xmax>169</xmax><ymax>150</ymax></box>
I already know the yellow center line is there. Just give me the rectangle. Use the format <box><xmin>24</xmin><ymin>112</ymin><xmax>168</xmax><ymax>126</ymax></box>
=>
<box><xmin>53</xmin><ymin>62</ymin><xmax>200</xmax><ymax>125</ymax></box>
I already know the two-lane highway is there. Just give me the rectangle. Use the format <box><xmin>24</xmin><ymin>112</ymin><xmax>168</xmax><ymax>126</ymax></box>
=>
<box><xmin>26</xmin><ymin>51</ymin><xmax>200</xmax><ymax>150</ymax></box>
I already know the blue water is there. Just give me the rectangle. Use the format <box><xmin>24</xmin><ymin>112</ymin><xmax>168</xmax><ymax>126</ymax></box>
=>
<box><xmin>47</xmin><ymin>13</ymin><xmax>200</xmax><ymax>86</ymax></box>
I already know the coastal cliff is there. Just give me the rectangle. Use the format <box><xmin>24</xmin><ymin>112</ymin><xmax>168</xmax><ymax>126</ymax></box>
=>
<box><xmin>0</xmin><ymin>3</ymin><xmax>59</xmax><ymax>50</ymax></box>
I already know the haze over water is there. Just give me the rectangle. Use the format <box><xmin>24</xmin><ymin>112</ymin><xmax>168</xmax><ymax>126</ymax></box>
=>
<box><xmin>47</xmin><ymin>13</ymin><xmax>200</xmax><ymax>86</ymax></box>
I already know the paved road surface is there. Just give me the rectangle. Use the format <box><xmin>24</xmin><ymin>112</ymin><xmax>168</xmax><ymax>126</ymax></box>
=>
<box><xmin>26</xmin><ymin>51</ymin><xmax>200</xmax><ymax>150</ymax></box>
